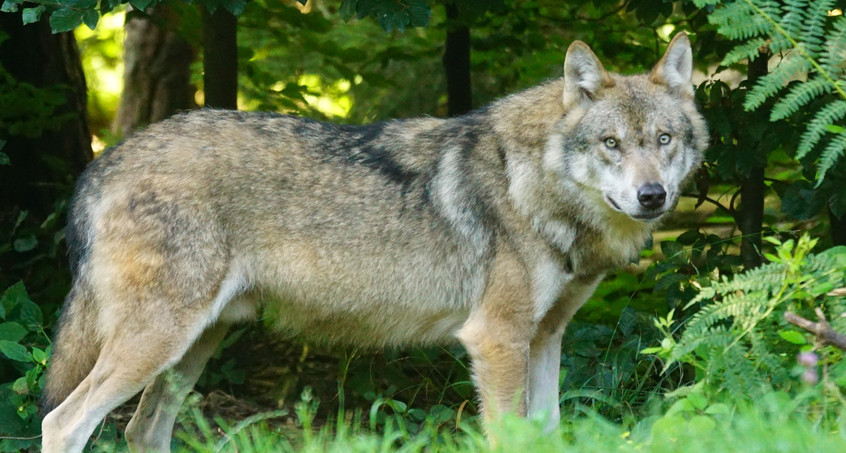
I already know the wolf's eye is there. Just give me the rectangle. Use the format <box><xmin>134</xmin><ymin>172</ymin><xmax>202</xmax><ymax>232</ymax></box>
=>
<box><xmin>658</xmin><ymin>133</ymin><xmax>672</xmax><ymax>145</ymax></box>
<box><xmin>604</xmin><ymin>137</ymin><xmax>618</xmax><ymax>149</ymax></box>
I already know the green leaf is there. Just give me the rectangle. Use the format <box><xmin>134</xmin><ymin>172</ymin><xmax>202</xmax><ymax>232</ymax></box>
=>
<box><xmin>0</xmin><ymin>340</ymin><xmax>30</xmax><ymax>362</ymax></box>
<box><xmin>778</xmin><ymin>330</ymin><xmax>807</xmax><ymax>345</ymax></box>
<box><xmin>780</xmin><ymin>182</ymin><xmax>823</xmax><ymax>220</ymax></box>
<box><xmin>49</xmin><ymin>8</ymin><xmax>85</xmax><ymax>33</ymax></box>
<box><xmin>704</xmin><ymin>403</ymin><xmax>731</xmax><ymax>415</ymax></box>
<box><xmin>11</xmin><ymin>377</ymin><xmax>28</xmax><ymax>395</ymax></box>
<box><xmin>13</xmin><ymin>235</ymin><xmax>37</xmax><ymax>253</ymax></box>
<box><xmin>686</xmin><ymin>392</ymin><xmax>708</xmax><ymax>410</ymax></box>
<box><xmin>660</xmin><ymin>240</ymin><xmax>684</xmax><ymax>260</ymax></box>
<box><xmin>665</xmin><ymin>398</ymin><xmax>696</xmax><ymax>417</ymax></box>
<box><xmin>129</xmin><ymin>0</ymin><xmax>154</xmax><ymax>11</ymax></box>
<box><xmin>31</xmin><ymin>347</ymin><xmax>47</xmax><ymax>364</ymax></box>
<box><xmin>827</xmin><ymin>124</ymin><xmax>846</xmax><ymax>134</ymax></box>
<box><xmin>19</xmin><ymin>299</ymin><xmax>42</xmax><ymax>328</ymax></box>
<box><xmin>0</xmin><ymin>322</ymin><xmax>27</xmax><ymax>342</ymax></box>
<box><xmin>82</xmin><ymin>9</ymin><xmax>99</xmax><ymax>29</ymax></box>
<box><xmin>0</xmin><ymin>151</ymin><xmax>8</xmax><ymax>166</ymax></box>
<box><xmin>687</xmin><ymin>415</ymin><xmax>717</xmax><ymax>434</ymax></box>
<box><xmin>0</xmin><ymin>0</ymin><xmax>20</xmax><ymax>13</ymax></box>
<box><xmin>1</xmin><ymin>282</ymin><xmax>31</xmax><ymax>318</ymax></box>
<box><xmin>339</xmin><ymin>0</ymin><xmax>356</xmax><ymax>20</ymax></box>
<box><xmin>21</xmin><ymin>5</ymin><xmax>45</xmax><ymax>24</ymax></box>
<box><xmin>763</xmin><ymin>252</ymin><xmax>780</xmax><ymax>263</ymax></box>
<box><xmin>676</xmin><ymin>229</ymin><xmax>702</xmax><ymax>245</ymax></box>
<box><xmin>221</xmin><ymin>0</ymin><xmax>245</xmax><ymax>15</ymax></box>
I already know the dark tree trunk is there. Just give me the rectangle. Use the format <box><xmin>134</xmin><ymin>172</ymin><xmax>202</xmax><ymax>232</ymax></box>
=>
<box><xmin>443</xmin><ymin>3</ymin><xmax>472</xmax><ymax>116</ymax></box>
<box><xmin>830</xmin><ymin>208</ymin><xmax>846</xmax><ymax>246</ymax></box>
<box><xmin>114</xmin><ymin>6</ymin><xmax>196</xmax><ymax>137</ymax></box>
<box><xmin>201</xmin><ymin>6</ymin><xmax>237</xmax><ymax>110</ymax></box>
<box><xmin>737</xmin><ymin>54</ymin><xmax>769</xmax><ymax>269</ymax></box>
<box><xmin>0</xmin><ymin>12</ymin><xmax>92</xmax><ymax>218</ymax></box>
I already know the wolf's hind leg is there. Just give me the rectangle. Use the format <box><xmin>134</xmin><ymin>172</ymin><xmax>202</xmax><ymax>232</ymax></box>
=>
<box><xmin>125</xmin><ymin>322</ymin><xmax>230</xmax><ymax>453</ymax></box>
<box><xmin>40</xmin><ymin>320</ymin><xmax>210</xmax><ymax>453</ymax></box>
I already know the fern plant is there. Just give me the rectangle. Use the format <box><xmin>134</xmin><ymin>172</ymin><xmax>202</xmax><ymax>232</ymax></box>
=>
<box><xmin>697</xmin><ymin>0</ymin><xmax>846</xmax><ymax>183</ymax></box>
<box><xmin>645</xmin><ymin>235</ymin><xmax>846</xmax><ymax>399</ymax></box>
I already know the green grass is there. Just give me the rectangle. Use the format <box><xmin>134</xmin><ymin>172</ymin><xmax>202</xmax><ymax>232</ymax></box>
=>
<box><xmin>141</xmin><ymin>394</ymin><xmax>846</xmax><ymax>453</ymax></box>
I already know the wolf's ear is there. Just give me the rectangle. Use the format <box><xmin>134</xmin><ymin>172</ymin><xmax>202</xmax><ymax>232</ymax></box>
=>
<box><xmin>651</xmin><ymin>32</ymin><xmax>693</xmax><ymax>97</ymax></box>
<box><xmin>563</xmin><ymin>41</ymin><xmax>613</xmax><ymax>108</ymax></box>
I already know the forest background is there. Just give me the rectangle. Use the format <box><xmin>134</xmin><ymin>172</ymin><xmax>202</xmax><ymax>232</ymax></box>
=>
<box><xmin>1</xmin><ymin>0</ymin><xmax>846</xmax><ymax>451</ymax></box>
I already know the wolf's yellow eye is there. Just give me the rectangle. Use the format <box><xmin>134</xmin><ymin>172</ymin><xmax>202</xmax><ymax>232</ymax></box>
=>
<box><xmin>659</xmin><ymin>133</ymin><xmax>672</xmax><ymax>145</ymax></box>
<box><xmin>604</xmin><ymin>137</ymin><xmax>618</xmax><ymax>149</ymax></box>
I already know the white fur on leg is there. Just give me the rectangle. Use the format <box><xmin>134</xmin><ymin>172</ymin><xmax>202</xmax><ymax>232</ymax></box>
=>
<box><xmin>527</xmin><ymin>332</ymin><xmax>564</xmax><ymax>432</ymax></box>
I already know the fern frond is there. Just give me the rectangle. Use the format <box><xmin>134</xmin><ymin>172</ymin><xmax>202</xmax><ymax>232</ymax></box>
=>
<box><xmin>710</xmin><ymin>2</ymin><xmax>773</xmax><ymax>40</ymax></box>
<box><xmin>816</xmin><ymin>131</ymin><xmax>846</xmax><ymax>182</ymax></box>
<box><xmin>722</xmin><ymin>38</ymin><xmax>769</xmax><ymax>66</ymax></box>
<box><xmin>745</xmin><ymin>55</ymin><xmax>811</xmax><ymax>110</ymax></box>
<box><xmin>820</xmin><ymin>19</ymin><xmax>846</xmax><ymax>77</ymax></box>
<box><xmin>689</xmin><ymin>263</ymin><xmax>788</xmax><ymax>305</ymax></box>
<box><xmin>777</xmin><ymin>0</ymin><xmax>804</xmax><ymax>38</ymax></box>
<box><xmin>707</xmin><ymin>0</ymin><xmax>846</xmax><ymax>183</ymax></box>
<box><xmin>770</xmin><ymin>77</ymin><xmax>833</xmax><ymax>120</ymax></box>
<box><xmin>797</xmin><ymin>100</ymin><xmax>846</xmax><ymax>159</ymax></box>
<box><xmin>799</xmin><ymin>0</ymin><xmax>836</xmax><ymax>56</ymax></box>
<box><xmin>669</xmin><ymin>327</ymin><xmax>733</xmax><ymax>364</ymax></box>
<box><xmin>656</xmin><ymin>236</ymin><xmax>846</xmax><ymax>398</ymax></box>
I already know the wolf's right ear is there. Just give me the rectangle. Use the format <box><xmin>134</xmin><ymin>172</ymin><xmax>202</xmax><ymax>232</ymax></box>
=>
<box><xmin>563</xmin><ymin>41</ymin><xmax>613</xmax><ymax>108</ymax></box>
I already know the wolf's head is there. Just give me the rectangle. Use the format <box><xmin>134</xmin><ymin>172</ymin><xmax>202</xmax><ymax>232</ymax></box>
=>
<box><xmin>545</xmin><ymin>33</ymin><xmax>708</xmax><ymax>223</ymax></box>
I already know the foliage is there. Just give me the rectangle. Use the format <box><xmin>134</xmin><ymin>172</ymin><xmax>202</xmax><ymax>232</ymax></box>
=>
<box><xmin>0</xmin><ymin>0</ymin><xmax>438</xmax><ymax>34</ymax></box>
<box><xmin>75</xmin><ymin>387</ymin><xmax>846</xmax><ymax>452</ymax></box>
<box><xmin>0</xmin><ymin>47</ymin><xmax>75</xmax><ymax>140</ymax></box>
<box><xmin>0</xmin><ymin>283</ymin><xmax>49</xmax><ymax>452</ymax></box>
<box><xmin>340</xmin><ymin>0</ymin><xmax>431</xmax><ymax>32</ymax></box>
<box><xmin>647</xmin><ymin>234</ymin><xmax>846</xmax><ymax>403</ymax></box>
<box><xmin>698</xmin><ymin>0</ymin><xmax>846</xmax><ymax>184</ymax></box>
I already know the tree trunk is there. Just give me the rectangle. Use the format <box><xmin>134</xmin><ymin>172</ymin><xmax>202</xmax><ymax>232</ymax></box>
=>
<box><xmin>201</xmin><ymin>6</ymin><xmax>238</xmax><ymax>110</ymax></box>
<box><xmin>114</xmin><ymin>6</ymin><xmax>196</xmax><ymax>138</ymax></box>
<box><xmin>737</xmin><ymin>54</ymin><xmax>769</xmax><ymax>269</ymax></box>
<box><xmin>830</xmin><ymin>208</ymin><xmax>846</xmax><ymax>246</ymax></box>
<box><xmin>0</xmin><ymin>12</ymin><xmax>92</xmax><ymax>218</ymax></box>
<box><xmin>443</xmin><ymin>3</ymin><xmax>472</xmax><ymax>116</ymax></box>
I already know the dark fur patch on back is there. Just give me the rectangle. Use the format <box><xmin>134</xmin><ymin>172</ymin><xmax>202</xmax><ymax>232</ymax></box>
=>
<box><xmin>295</xmin><ymin>119</ymin><xmax>419</xmax><ymax>186</ymax></box>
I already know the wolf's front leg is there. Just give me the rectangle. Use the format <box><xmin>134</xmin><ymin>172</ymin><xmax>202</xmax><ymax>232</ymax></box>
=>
<box><xmin>458</xmin><ymin>310</ymin><xmax>531</xmax><ymax>421</ymax></box>
<box><xmin>457</xmin><ymin>253</ymin><xmax>535</xmax><ymax>429</ymax></box>
<box><xmin>527</xmin><ymin>274</ymin><xmax>603</xmax><ymax>430</ymax></box>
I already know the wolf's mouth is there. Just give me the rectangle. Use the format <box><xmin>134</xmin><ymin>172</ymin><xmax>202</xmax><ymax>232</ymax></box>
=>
<box><xmin>606</xmin><ymin>194</ymin><xmax>665</xmax><ymax>221</ymax></box>
<box><xmin>632</xmin><ymin>212</ymin><xmax>664</xmax><ymax>220</ymax></box>
<box><xmin>604</xmin><ymin>195</ymin><xmax>623</xmax><ymax>211</ymax></box>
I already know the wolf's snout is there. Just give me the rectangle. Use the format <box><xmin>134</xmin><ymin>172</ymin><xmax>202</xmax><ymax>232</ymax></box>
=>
<box><xmin>637</xmin><ymin>183</ymin><xmax>667</xmax><ymax>209</ymax></box>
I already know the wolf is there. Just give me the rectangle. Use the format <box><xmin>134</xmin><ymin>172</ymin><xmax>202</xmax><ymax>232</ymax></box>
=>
<box><xmin>40</xmin><ymin>32</ymin><xmax>706</xmax><ymax>452</ymax></box>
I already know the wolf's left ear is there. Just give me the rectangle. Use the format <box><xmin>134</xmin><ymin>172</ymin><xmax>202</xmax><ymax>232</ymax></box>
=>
<box><xmin>651</xmin><ymin>33</ymin><xmax>694</xmax><ymax>97</ymax></box>
<box><xmin>563</xmin><ymin>41</ymin><xmax>614</xmax><ymax>108</ymax></box>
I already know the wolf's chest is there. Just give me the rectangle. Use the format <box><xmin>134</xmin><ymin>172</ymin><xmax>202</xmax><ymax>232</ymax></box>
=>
<box><xmin>565</xmin><ymin>220</ymin><xmax>651</xmax><ymax>277</ymax></box>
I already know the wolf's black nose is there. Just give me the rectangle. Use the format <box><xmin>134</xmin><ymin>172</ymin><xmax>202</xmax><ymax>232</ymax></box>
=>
<box><xmin>637</xmin><ymin>183</ymin><xmax>666</xmax><ymax>209</ymax></box>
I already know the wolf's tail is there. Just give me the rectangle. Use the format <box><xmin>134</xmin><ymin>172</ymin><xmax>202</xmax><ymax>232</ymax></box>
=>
<box><xmin>40</xmin><ymin>281</ymin><xmax>102</xmax><ymax>414</ymax></box>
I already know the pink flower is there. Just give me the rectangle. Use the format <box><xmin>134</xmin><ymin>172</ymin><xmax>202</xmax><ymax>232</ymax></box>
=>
<box><xmin>797</xmin><ymin>351</ymin><xmax>819</xmax><ymax>367</ymax></box>
<box><xmin>801</xmin><ymin>368</ymin><xmax>819</xmax><ymax>385</ymax></box>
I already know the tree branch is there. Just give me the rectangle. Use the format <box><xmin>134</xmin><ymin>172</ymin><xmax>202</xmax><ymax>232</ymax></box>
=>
<box><xmin>784</xmin><ymin>308</ymin><xmax>846</xmax><ymax>351</ymax></box>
